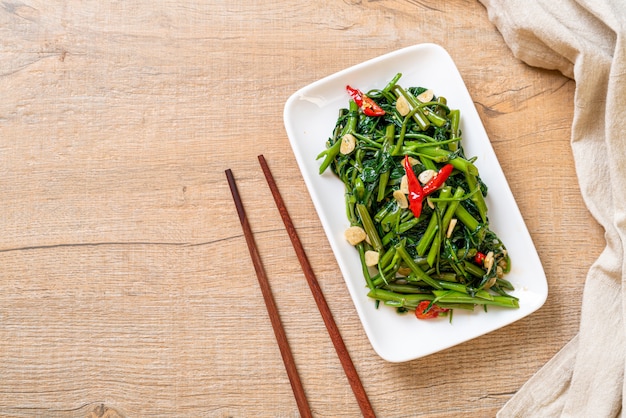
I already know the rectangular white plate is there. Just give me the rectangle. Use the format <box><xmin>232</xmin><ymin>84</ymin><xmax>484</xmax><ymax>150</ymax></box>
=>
<box><xmin>283</xmin><ymin>43</ymin><xmax>547</xmax><ymax>362</ymax></box>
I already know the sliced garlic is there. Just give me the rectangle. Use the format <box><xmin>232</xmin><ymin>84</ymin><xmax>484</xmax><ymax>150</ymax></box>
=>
<box><xmin>407</xmin><ymin>156</ymin><xmax>420</xmax><ymax>166</ymax></box>
<box><xmin>418</xmin><ymin>169</ymin><xmax>436</xmax><ymax>185</ymax></box>
<box><xmin>344</xmin><ymin>226</ymin><xmax>367</xmax><ymax>245</ymax></box>
<box><xmin>496</xmin><ymin>265</ymin><xmax>504</xmax><ymax>279</ymax></box>
<box><xmin>393</xmin><ymin>190</ymin><xmax>408</xmax><ymax>209</ymax></box>
<box><xmin>400</xmin><ymin>175</ymin><xmax>409</xmax><ymax>194</ymax></box>
<box><xmin>446</xmin><ymin>218</ymin><xmax>457</xmax><ymax>238</ymax></box>
<box><xmin>395</xmin><ymin>95</ymin><xmax>410</xmax><ymax>116</ymax></box>
<box><xmin>364</xmin><ymin>250</ymin><xmax>380</xmax><ymax>267</ymax></box>
<box><xmin>416</xmin><ymin>89</ymin><xmax>434</xmax><ymax>103</ymax></box>
<box><xmin>484</xmin><ymin>251</ymin><xmax>495</xmax><ymax>274</ymax></box>
<box><xmin>340</xmin><ymin>133</ymin><xmax>356</xmax><ymax>155</ymax></box>
<box><xmin>483</xmin><ymin>276</ymin><xmax>497</xmax><ymax>291</ymax></box>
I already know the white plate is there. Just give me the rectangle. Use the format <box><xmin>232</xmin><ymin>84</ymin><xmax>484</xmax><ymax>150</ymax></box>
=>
<box><xmin>283</xmin><ymin>43</ymin><xmax>547</xmax><ymax>363</ymax></box>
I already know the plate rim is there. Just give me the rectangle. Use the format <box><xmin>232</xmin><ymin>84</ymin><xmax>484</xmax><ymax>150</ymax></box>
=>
<box><xmin>283</xmin><ymin>43</ymin><xmax>548</xmax><ymax>362</ymax></box>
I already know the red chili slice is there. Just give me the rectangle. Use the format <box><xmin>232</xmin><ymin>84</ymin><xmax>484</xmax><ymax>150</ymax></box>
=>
<box><xmin>415</xmin><ymin>300</ymin><xmax>449</xmax><ymax>319</ymax></box>
<box><xmin>474</xmin><ymin>251</ymin><xmax>486</xmax><ymax>265</ymax></box>
<box><xmin>422</xmin><ymin>164</ymin><xmax>454</xmax><ymax>195</ymax></box>
<box><xmin>404</xmin><ymin>157</ymin><xmax>454</xmax><ymax>219</ymax></box>
<box><xmin>403</xmin><ymin>155</ymin><xmax>424</xmax><ymax>218</ymax></box>
<box><xmin>346</xmin><ymin>85</ymin><xmax>385</xmax><ymax>117</ymax></box>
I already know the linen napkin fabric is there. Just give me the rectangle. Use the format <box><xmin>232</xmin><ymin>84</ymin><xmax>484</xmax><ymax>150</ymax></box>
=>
<box><xmin>477</xmin><ymin>0</ymin><xmax>626</xmax><ymax>417</ymax></box>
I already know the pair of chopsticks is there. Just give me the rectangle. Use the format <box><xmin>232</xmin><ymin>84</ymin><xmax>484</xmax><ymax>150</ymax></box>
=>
<box><xmin>225</xmin><ymin>155</ymin><xmax>375</xmax><ymax>418</ymax></box>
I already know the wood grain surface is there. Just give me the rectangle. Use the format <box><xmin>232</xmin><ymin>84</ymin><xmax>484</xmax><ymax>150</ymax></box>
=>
<box><xmin>0</xmin><ymin>1</ymin><xmax>603</xmax><ymax>417</ymax></box>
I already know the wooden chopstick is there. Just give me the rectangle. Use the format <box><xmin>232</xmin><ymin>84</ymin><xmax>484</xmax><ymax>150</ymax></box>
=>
<box><xmin>258</xmin><ymin>155</ymin><xmax>376</xmax><ymax>418</ymax></box>
<box><xmin>225</xmin><ymin>168</ymin><xmax>313</xmax><ymax>418</ymax></box>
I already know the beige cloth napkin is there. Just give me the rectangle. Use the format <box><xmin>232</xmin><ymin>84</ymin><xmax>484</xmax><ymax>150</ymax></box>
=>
<box><xmin>477</xmin><ymin>0</ymin><xmax>626</xmax><ymax>416</ymax></box>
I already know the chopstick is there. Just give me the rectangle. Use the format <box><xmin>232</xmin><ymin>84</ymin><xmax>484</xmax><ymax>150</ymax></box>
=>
<box><xmin>225</xmin><ymin>168</ymin><xmax>313</xmax><ymax>418</ymax></box>
<box><xmin>258</xmin><ymin>155</ymin><xmax>376</xmax><ymax>418</ymax></box>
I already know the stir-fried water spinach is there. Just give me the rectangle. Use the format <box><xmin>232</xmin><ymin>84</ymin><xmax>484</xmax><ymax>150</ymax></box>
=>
<box><xmin>317</xmin><ymin>73</ymin><xmax>517</xmax><ymax>320</ymax></box>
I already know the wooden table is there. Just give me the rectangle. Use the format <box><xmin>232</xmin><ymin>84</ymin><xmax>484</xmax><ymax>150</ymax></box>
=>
<box><xmin>0</xmin><ymin>1</ymin><xmax>603</xmax><ymax>416</ymax></box>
